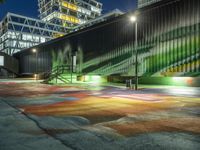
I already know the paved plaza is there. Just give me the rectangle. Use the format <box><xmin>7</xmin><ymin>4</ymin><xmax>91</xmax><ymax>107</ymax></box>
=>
<box><xmin>0</xmin><ymin>81</ymin><xmax>200</xmax><ymax>150</ymax></box>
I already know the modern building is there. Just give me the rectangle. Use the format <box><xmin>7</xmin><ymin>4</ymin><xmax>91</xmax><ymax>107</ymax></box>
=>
<box><xmin>14</xmin><ymin>0</ymin><xmax>200</xmax><ymax>86</ymax></box>
<box><xmin>0</xmin><ymin>13</ymin><xmax>68</xmax><ymax>55</ymax></box>
<box><xmin>0</xmin><ymin>0</ymin><xmax>104</xmax><ymax>55</ymax></box>
<box><xmin>74</xmin><ymin>9</ymin><xmax>124</xmax><ymax>31</ymax></box>
<box><xmin>38</xmin><ymin>0</ymin><xmax>102</xmax><ymax>27</ymax></box>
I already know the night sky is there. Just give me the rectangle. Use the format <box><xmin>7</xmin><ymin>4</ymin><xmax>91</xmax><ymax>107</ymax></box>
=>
<box><xmin>0</xmin><ymin>0</ymin><xmax>137</xmax><ymax>20</ymax></box>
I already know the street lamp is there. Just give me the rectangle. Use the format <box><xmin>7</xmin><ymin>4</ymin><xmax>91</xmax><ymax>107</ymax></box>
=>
<box><xmin>130</xmin><ymin>15</ymin><xmax>138</xmax><ymax>90</ymax></box>
<box><xmin>130</xmin><ymin>16</ymin><xmax>137</xmax><ymax>23</ymax></box>
<box><xmin>32</xmin><ymin>48</ymin><xmax>38</xmax><ymax>80</ymax></box>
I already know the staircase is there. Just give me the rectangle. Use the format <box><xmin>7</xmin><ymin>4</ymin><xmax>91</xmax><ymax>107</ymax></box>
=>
<box><xmin>43</xmin><ymin>65</ymin><xmax>76</xmax><ymax>84</ymax></box>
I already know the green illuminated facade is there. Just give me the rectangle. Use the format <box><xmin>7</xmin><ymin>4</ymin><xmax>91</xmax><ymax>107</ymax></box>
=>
<box><xmin>15</xmin><ymin>0</ymin><xmax>200</xmax><ymax>85</ymax></box>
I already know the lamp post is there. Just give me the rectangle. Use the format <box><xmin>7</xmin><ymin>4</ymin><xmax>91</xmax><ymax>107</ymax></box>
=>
<box><xmin>32</xmin><ymin>48</ymin><xmax>38</xmax><ymax>80</ymax></box>
<box><xmin>71</xmin><ymin>52</ymin><xmax>77</xmax><ymax>83</ymax></box>
<box><xmin>130</xmin><ymin>16</ymin><xmax>138</xmax><ymax>90</ymax></box>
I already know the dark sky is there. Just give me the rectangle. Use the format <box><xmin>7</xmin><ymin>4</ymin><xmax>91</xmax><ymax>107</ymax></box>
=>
<box><xmin>0</xmin><ymin>0</ymin><xmax>137</xmax><ymax>20</ymax></box>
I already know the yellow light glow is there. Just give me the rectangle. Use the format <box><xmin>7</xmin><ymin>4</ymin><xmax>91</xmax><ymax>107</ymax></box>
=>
<box><xmin>163</xmin><ymin>58</ymin><xmax>200</xmax><ymax>76</ymax></box>
<box><xmin>59</xmin><ymin>14</ymin><xmax>79</xmax><ymax>24</ymax></box>
<box><xmin>53</xmin><ymin>33</ymin><xmax>64</xmax><ymax>38</ymax></box>
<box><xmin>62</xmin><ymin>1</ymin><xmax>78</xmax><ymax>11</ymax></box>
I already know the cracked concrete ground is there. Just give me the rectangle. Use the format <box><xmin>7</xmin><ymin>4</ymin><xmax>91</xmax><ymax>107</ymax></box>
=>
<box><xmin>0</xmin><ymin>81</ymin><xmax>200</xmax><ymax>150</ymax></box>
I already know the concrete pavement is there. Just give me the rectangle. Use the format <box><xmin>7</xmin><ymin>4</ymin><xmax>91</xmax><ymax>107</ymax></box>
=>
<box><xmin>0</xmin><ymin>81</ymin><xmax>200</xmax><ymax>150</ymax></box>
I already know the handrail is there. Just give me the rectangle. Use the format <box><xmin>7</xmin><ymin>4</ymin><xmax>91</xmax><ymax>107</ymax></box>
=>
<box><xmin>43</xmin><ymin>64</ymin><xmax>75</xmax><ymax>84</ymax></box>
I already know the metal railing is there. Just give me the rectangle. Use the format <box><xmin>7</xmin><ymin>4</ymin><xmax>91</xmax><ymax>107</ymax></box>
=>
<box><xmin>43</xmin><ymin>65</ymin><xmax>75</xmax><ymax>84</ymax></box>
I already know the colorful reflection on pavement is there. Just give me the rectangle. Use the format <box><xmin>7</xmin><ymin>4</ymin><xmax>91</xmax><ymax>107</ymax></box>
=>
<box><xmin>0</xmin><ymin>82</ymin><xmax>200</xmax><ymax>149</ymax></box>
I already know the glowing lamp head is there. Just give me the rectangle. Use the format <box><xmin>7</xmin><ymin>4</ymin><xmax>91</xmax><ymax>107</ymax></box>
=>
<box><xmin>34</xmin><ymin>74</ymin><xmax>37</xmax><ymax>79</ymax></box>
<box><xmin>32</xmin><ymin>49</ymin><xmax>37</xmax><ymax>53</ymax></box>
<box><xmin>130</xmin><ymin>16</ymin><xmax>137</xmax><ymax>23</ymax></box>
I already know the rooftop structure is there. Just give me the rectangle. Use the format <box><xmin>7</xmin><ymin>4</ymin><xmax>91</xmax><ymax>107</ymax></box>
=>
<box><xmin>38</xmin><ymin>0</ymin><xmax>103</xmax><ymax>27</ymax></box>
<box><xmin>74</xmin><ymin>9</ymin><xmax>124</xmax><ymax>31</ymax></box>
<box><xmin>138</xmin><ymin>0</ymin><xmax>162</xmax><ymax>8</ymax></box>
<box><xmin>0</xmin><ymin>13</ymin><xmax>67</xmax><ymax>55</ymax></box>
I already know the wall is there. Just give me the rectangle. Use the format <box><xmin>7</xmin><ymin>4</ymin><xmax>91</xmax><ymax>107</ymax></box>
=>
<box><xmin>0</xmin><ymin>52</ymin><xmax>19</xmax><ymax>74</ymax></box>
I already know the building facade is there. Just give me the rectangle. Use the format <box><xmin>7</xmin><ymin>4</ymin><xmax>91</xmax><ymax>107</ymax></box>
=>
<box><xmin>138</xmin><ymin>0</ymin><xmax>162</xmax><ymax>8</ymax></box>
<box><xmin>0</xmin><ymin>0</ymin><xmax>103</xmax><ymax>55</ymax></box>
<box><xmin>0</xmin><ymin>13</ymin><xmax>68</xmax><ymax>55</ymax></box>
<box><xmin>15</xmin><ymin>0</ymin><xmax>200</xmax><ymax>85</ymax></box>
<box><xmin>38</xmin><ymin>0</ymin><xmax>102</xmax><ymax>27</ymax></box>
<box><xmin>74</xmin><ymin>9</ymin><xmax>124</xmax><ymax>31</ymax></box>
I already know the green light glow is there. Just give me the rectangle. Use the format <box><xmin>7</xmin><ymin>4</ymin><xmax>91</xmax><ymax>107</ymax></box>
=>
<box><xmin>172</xmin><ymin>77</ymin><xmax>193</xmax><ymax>86</ymax></box>
<box><xmin>84</xmin><ymin>75</ymin><xmax>107</xmax><ymax>83</ymax></box>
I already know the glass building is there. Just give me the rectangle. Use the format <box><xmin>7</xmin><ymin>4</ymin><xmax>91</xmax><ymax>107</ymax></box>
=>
<box><xmin>0</xmin><ymin>13</ymin><xmax>68</xmax><ymax>55</ymax></box>
<box><xmin>0</xmin><ymin>0</ymin><xmax>104</xmax><ymax>55</ymax></box>
<box><xmin>38</xmin><ymin>0</ymin><xmax>102</xmax><ymax>28</ymax></box>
